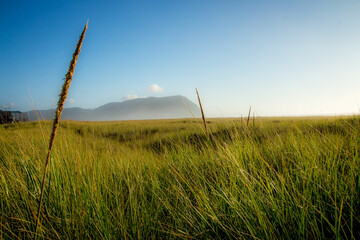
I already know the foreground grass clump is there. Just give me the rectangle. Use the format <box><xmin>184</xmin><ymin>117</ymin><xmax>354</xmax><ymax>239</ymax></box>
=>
<box><xmin>0</xmin><ymin>117</ymin><xmax>359</xmax><ymax>239</ymax></box>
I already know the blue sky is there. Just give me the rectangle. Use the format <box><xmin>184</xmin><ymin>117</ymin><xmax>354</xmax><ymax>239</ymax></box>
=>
<box><xmin>1</xmin><ymin>0</ymin><xmax>360</xmax><ymax>117</ymax></box>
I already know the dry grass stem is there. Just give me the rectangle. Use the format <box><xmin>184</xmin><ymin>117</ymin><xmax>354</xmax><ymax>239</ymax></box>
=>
<box><xmin>247</xmin><ymin>106</ymin><xmax>251</xmax><ymax>127</ymax></box>
<box><xmin>34</xmin><ymin>21</ymin><xmax>88</xmax><ymax>237</ymax></box>
<box><xmin>196</xmin><ymin>88</ymin><xmax>208</xmax><ymax>137</ymax></box>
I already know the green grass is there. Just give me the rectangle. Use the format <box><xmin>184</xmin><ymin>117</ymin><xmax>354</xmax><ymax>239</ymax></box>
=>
<box><xmin>0</xmin><ymin>117</ymin><xmax>359</xmax><ymax>239</ymax></box>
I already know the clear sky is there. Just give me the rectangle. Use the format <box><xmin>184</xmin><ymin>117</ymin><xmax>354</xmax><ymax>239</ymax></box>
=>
<box><xmin>1</xmin><ymin>0</ymin><xmax>360</xmax><ymax>117</ymax></box>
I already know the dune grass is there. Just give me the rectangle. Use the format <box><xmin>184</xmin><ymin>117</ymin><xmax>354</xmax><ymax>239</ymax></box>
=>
<box><xmin>35</xmin><ymin>21</ymin><xmax>88</xmax><ymax>237</ymax></box>
<box><xmin>0</xmin><ymin>116</ymin><xmax>359</xmax><ymax>239</ymax></box>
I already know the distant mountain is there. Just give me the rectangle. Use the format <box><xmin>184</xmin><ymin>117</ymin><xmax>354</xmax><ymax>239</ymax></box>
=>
<box><xmin>26</xmin><ymin>95</ymin><xmax>201</xmax><ymax>121</ymax></box>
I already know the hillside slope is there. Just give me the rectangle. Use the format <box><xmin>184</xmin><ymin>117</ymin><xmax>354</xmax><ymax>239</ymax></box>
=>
<box><xmin>26</xmin><ymin>95</ymin><xmax>201</xmax><ymax>121</ymax></box>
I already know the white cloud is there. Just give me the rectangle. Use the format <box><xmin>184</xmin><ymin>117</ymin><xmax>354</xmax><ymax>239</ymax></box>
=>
<box><xmin>1</xmin><ymin>102</ymin><xmax>16</xmax><ymax>109</ymax></box>
<box><xmin>147</xmin><ymin>84</ymin><xmax>163</xmax><ymax>93</ymax></box>
<box><xmin>123</xmin><ymin>94</ymin><xmax>138</xmax><ymax>101</ymax></box>
<box><xmin>67</xmin><ymin>98</ymin><xmax>75</xmax><ymax>104</ymax></box>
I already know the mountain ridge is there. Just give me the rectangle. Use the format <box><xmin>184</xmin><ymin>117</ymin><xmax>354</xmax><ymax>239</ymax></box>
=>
<box><xmin>26</xmin><ymin>95</ymin><xmax>201</xmax><ymax>121</ymax></box>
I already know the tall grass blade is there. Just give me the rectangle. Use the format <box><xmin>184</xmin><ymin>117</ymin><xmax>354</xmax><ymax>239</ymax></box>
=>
<box><xmin>34</xmin><ymin>21</ymin><xmax>88</xmax><ymax>237</ymax></box>
<box><xmin>247</xmin><ymin>106</ymin><xmax>251</xmax><ymax>127</ymax></box>
<box><xmin>196</xmin><ymin>88</ymin><xmax>209</xmax><ymax>137</ymax></box>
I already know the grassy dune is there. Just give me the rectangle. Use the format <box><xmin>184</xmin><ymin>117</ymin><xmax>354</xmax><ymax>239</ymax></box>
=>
<box><xmin>0</xmin><ymin>117</ymin><xmax>359</xmax><ymax>239</ymax></box>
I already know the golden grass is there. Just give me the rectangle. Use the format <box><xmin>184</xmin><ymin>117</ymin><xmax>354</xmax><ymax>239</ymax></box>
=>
<box><xmin>34</xmin><ymin>21</ymin><xmax>88</xmax><ymax>237</ymax></box>
<box><xmin>196</xmin><ymin>88</ymin><xmax>208</xmax><ymax>137</ymax></box>
<box><xmin>247</xmin><ymin>106</ymin><xmax>251</xmax><ymax>127</ymax></box>
<box><xmin>1</xmin><ymin>116</ymin><xmax>359</xmax><ymax>238</ymax></box>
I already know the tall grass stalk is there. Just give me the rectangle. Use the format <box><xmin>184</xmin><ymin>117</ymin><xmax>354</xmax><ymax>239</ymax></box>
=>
<box><xmin>247</xmin><ymin>106</ymin><xmax>251</xmax><ymax>127</ymax></box>
<box><xmin>196</xmin><ymin>88</ymin><xmax>208</xmax><ymax>137</ymax></box>
<box><xmin>34</xmin><ymin>22</ymin><xmax>88</xmax><ymax>236</ymax></box>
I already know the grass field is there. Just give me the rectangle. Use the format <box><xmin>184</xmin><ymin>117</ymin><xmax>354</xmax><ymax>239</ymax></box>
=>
<box><xmin>0</xmin><ymin>116</ymin><xmax>359</xmax><ymax>239</ymax></box>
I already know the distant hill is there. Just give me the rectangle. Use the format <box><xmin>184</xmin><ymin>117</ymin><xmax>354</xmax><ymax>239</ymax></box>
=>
<box><xmin>26</xmin><ymin>95</ymin><xmax>201</xmax><ymax>121</ymax></box>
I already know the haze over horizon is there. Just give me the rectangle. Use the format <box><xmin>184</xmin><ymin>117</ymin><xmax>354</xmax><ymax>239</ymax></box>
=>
<box><xmin>1</xmin><ymin>1</ymin><xmax>360</xmax><ymax>118</ymax></box>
